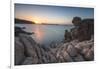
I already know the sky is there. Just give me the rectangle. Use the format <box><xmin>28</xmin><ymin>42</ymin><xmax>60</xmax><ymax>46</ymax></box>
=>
<box><xmin>15</xmin><ymin>3</ymin><xmax>94</xmax><ymax>24</ymax></box>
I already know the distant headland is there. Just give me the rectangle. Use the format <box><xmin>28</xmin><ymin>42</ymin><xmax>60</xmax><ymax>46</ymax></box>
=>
<box><xmin>15</xmin><ymin>18</ymin><xmax>35</xmax><ymax>24</ymax></box>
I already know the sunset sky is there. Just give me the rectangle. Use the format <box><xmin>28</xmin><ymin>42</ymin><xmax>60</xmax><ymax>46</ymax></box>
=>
<box><xmin>15</xmin><ymin>3</ymin><xmax>94</xmax><ymax>24</ymax></box>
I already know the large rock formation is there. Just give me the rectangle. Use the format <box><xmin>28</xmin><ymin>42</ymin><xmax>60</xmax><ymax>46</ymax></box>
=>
<box><xmin>15</xmin><ymin>34</ymin><xmax>94</xmax><ymax>65</ymax></box>
<box><xmin>65</xmin><ymin>17</ymin><xmax>94</xmax><ymax>42</ymax></box>
<box><xmin>77</xmin><ymin>19</ymin><xmax>94</xmax><ymax>41</ymax></box>
<box><xmin>15</xmin><ymin>34</ymin><xmax>58</xmax><ymax>65</ymax></box>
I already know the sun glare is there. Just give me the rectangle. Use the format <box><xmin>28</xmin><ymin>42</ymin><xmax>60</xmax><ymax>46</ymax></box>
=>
<box><xmin>34</xmin><ymin>20</ymin><xmax>40</xmax><ymax>24</ymax></box>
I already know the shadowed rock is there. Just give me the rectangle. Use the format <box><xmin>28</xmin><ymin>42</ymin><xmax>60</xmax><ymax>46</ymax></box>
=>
<box><xmin>72</xmin><ymin>17</ymin><xmax>81</xmax><ymax>26</ymax></box>
<box><xmin>15</xmin><ymin>26</ymin><xmax>34</xmax><ymax>36</ymax></box>
<box><xmin>71</xmin><ymin>17</ymin><xmax>94</xmax><ymax>41</ymax></box>
<box><xmin>64</xmin><ymin>30</ymin><xmax>72</xmax><ymax>42</ymax></box>
<box><xmin>70</xmin><ymin>28</ymin><xmax>78</xmax><ymax>40</ymax></box>
<box><xmin>15</xmin><ymin>37</ymin><xmax>26</xmax><ymax>65</ymax></box>
<box><xmin>77</xmin><ymin>19</ymin><xmax>94</xmax><ymax>41</ymax></box>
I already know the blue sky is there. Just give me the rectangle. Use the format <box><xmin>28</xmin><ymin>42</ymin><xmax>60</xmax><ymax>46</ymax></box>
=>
<box><xmin>15</xmin><ymin>3</ymin><xmax>94</xmax><ymax>24</ymax></box>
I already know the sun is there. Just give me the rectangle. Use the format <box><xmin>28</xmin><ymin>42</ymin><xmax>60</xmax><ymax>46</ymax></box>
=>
<box><xmin>35</xmin><ymin>20</ymin><xmax>39</xmax><ymax>23</ymax></box>
<box><xmin>34</xmin><ymin>20</ymin><xmax>41</xmax><ymax>24</ymax></box>
<box><xmin>31</xmin><ymin>17</ymin><xmax>42</xmax><ymax>24</ymax></box>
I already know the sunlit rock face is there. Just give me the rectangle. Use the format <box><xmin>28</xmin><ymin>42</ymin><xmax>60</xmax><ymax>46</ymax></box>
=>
<box><xmin>55</xmin><ymin>38</ymin><xmax>93</xmax><ymax>62</ymax></box>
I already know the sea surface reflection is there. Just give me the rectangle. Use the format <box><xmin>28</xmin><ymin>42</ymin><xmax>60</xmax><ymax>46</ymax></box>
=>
<box><xmin>15</xmin><ymin>24</ymin><xmax>74</xmax><ymax>45</ymax></box>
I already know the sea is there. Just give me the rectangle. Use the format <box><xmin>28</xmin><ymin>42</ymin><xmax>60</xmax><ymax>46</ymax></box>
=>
<box><xmin>15</xmin><ymin>24</ymin><xmax>74</xmax><ymax>46</ymax></box>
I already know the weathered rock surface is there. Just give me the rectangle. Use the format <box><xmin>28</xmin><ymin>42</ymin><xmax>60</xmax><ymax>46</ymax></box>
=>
<box><xmin>66</xmin><ymin>17</ymin><xmax>94</xmax><ymax>42</ymax></box>
<box><xmin>77</xmin><ymin>19</ymin><xmax>94</xmax><ymax>41</ymax></box>
<box><xmin>64</xmin><ymin>30</ymin><xmax>72</xmax><ymax>42</ymax></box>
<box><xmin>15</xmin><ymin>34</ymin><xmax>94</xmax><ymax>65</ymax></box>
<box><xmin>15</xmin><ymin>37</ymin><xmax>26</xmax><ymax>65</ymax></box>
<box><xmin>70</xmin><ymin>28</ymin><xmax>78</xmax><ymax>40</ymax></box>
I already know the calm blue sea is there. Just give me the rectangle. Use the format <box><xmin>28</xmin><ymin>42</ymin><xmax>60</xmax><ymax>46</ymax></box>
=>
<box><xmin>15</xmin><ymin>24</ymin><xmax>74</xmax><ymax>46</ymax></box>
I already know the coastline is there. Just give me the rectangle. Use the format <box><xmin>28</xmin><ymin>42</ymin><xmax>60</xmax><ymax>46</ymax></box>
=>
<box><xmin>15</xmin><ymin>17</ymin><xmax>94</xmax><ymax>65</ymax></box>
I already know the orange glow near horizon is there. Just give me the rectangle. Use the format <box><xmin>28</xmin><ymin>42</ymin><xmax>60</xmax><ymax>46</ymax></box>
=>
<box><xmin>15</xmin><ymin>11</ymin><xmax>72</xmax><ymax>24</ymax></box>
<box><xmin>32</xmin><ymin>18</ymin><xmax>42</xmax><ymax>24</ymax></box>
<box><xmin>34</xmin><ymin>20</ymin><xmax>40</xmax><ymax>24</ymax></box>
<box><xmin>31</xmin><ymin>16</ymin><xmax>52</xmax><ymax>24</ymax></box>
<box><xmin>16</xmin><ymin>14</ymin><xmax>71</xmax><ymax>24</ymax></box>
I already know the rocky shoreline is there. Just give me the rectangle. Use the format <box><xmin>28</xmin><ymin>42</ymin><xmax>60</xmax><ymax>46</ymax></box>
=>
<box><xmin>15</xmin><ymin>17</ymin><xmax>94</xmax><ymax>65</ymax></box>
